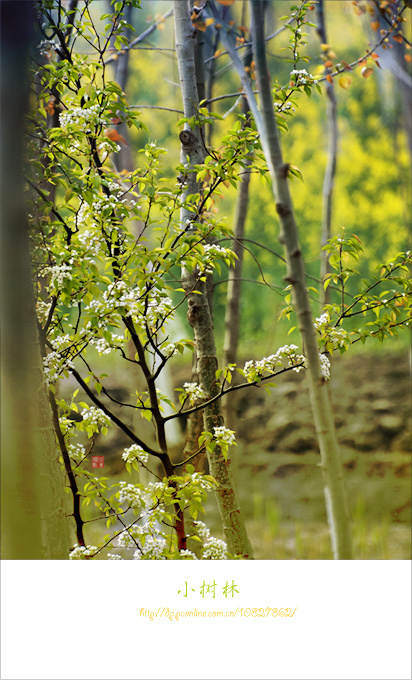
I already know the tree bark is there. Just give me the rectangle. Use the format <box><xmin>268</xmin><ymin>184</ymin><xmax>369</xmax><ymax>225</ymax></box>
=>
<box><xmin>316</xmin><ymin>0</ymin><xmax>338</xmax><ymax>307</ymax></box>
<box><xmin>0</xmin><ymin>0</ymin><xmax>69</xmax><ymax>559</ymax></box>
<box><xmin>230</xmin><ymin>0</ymin><xmax>351</xmax><ymax>559</ymax></box>
<box><xmin>250</xmin><ymin>0</ymin><xmax>351</xmax><ymax>559</ymax></box>
<box><xmin>174</xmin><ymin>0</ymin><xmax>253</xmax><ymax>558</ymax></box>
<box><xmin>223</xmin><ymin>47</ymin><xmax>253</xmax><ymax>428</ymax></box>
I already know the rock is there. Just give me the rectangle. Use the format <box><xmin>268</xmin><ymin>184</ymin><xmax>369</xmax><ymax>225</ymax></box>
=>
<box><xmin>379</xmin><ymin>415</ymin><xmax>403</xmax><ymax>434</ymax></box>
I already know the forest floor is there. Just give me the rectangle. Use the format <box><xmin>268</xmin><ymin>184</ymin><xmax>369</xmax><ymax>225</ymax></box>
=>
<box><xmin>201</xmin><ymin>347</ymin><xmax>412</xmax><ymax>559</ymax></box>
<box><xmin>75</xmin><ymin>347</ymin><xmax>411</xmax><ymax>560</ymax></box>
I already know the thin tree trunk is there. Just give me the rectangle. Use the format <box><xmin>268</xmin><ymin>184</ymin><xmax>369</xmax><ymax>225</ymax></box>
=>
<box><xmin>317</xmin><ymin>0</ymin><xmax>338</xmax><ymax>307</ymax></box>
<box><xmin>249</xmin><ymin>0</ymin><xmax>351</xmax><ymax>559</ymax></box>
<box><xmin>222</xmin><ymin>156</ymin><xmax>252</xmax><ymax>366</ymax></box>
<box><xmin>112</xmin><ymin>2</ymin><xmax>134</xmax><ymax>173</ymax></box>
<box><xmin>174</xmin><ymin>0</ymin><xmax>253</xmax><ymax>558</ymax></box>
<box><xmin>223</xmin><ymin>45</ymin><xmax>253</xmax><ymax>428</ymax></box>
<box><xmin>217</xmin><ymin>0</ymin><xmax>351</xmax><ymax>559</ymax></box>
<box><xmin>0</xmin><ymin>0</ymin><xmax>69</xmax><ymax>559</ymax></box>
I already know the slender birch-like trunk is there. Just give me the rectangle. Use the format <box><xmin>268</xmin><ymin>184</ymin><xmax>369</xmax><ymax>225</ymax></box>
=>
<box><xmin>223</xmin><ymin>48</ymin><xmax>253</xmax><ymax>428</ymax></box>
<box><xmin>223</xmin><ymin>150</ymin><xmax>251</xmax><ymax>367</ymax></box>
<box><xmin>249</xmin><ymin>0</ymin><xmax>351</xmax><ymax>559</ymax></box>
<box><xmin>173</xmin><ymin>0</ymin><xmax>253</xmax><ymax>558</ymax></box>
<box><xmin>316</xmin><ymin>0</ymin><xmax>338</xmax><ymax>307</ymax></box>
<box><xmin>217</xmin><ymin>0</ymin><xmax>351</xmax><ymax>558</ymax></box>
<box><xmin>223</xmin><ymin>143</ymin><xmax>252</xmax><ymax>428</ymax></box>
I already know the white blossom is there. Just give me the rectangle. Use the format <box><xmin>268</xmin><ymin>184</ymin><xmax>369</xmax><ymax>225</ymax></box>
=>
<box><xmin>244</xmin><ymin>344</ymin><xmax>305</xmax><ymax>381</ymax></box>
<box><xmin>50</xmin><ymin>334</ymin><xmax>72</xmax><ymax>351</ymax></box>
<box><xmin>290</xmin><ymin>68</ymin><xmax>314</xmax><ymax>85</ymax></box>
<box><xmin>133</xmin><ymin>535</ymin><xmax>167</xmax><ymax>560</ymax></box>
<box><xmin>118</xmin><ymin>481</ymin><xmax>146</xmax><ymax>509</ymax></box>
<box><xmin>67</xmin><ymin>442</ymin><xmax>86</xmax><ymax>461</ymax></box>
<box><xmin>36</xmin><ymin>300</ymin><xmax>52</xmax><ymax>324</ymax></box>
<box><xmin>213</xmin><ymin>426</ymin><xmax>236</xmax><ymax>447</ymax></box>
<box><xmin>81</xmin><ymin>407</ymin><xmax>111</xmax><ymax>428</ymax></box>
<box><xmin>179</xmin><ymin>549</ymin><xmax>197</xmax><ymax>559</ymax></box>
<box><xmin>59</xmin><ymin>104</ymin><xmax>105</xmax><ymax>132</ymax></box>
<box><xmin>162</xmin><ymin>343</ymin><xmax>178</xmax><ymax>357</ymax></box>
<box><xmin>43</xmin><ymin>351</ymin><xmax>74</xmax><ymax>384</ymax></box>
<box><xmin>107</xmin><ymin>553</ymin><xmax>123</xmax><ymax>560</ymax></box>
<box><xmin>38</xmin><ymin>38</ymin><xmax>58</xmax><ymax>57</ymax></box>
<box><xmin>117</xmin><ymin>530</ymin><xmax>139</xmax><ymax>548</ymax></box>
<box><xmin>202</xmin><ymin>537</ymin><xmax>228</xmax><ymax>560</ymax></box>
<box><xmin>69</xmin><ymin>544</ymin><xmax>97</xmax><ymax>559</ymax></box>
<box><xmin>44</xmin><ymin>262</ymin><xmax>73</xmax><ymax>290</ymax></box>
<box><xmin>183</xmin><ymin>382</ymin><xmax>205</xmax><ymax>404</ymax></box>
<box><xmin>194</xmin><ymin>520</ymin><xmax>210</xmax><ymax>541</ymax></box>
<box><xmin>314</xmin><ymin>313</ymin><xmax>329</xmax><ymax>330</ymax></box>
<box><xmin>329</xmin><ymin>327</ymin><xmax>348</xmax><ymax>348</ymax></box>
<box><xmin>203</xmin><ymin>243</ymin><xmax>229</xmax><ymax>258</ymax></box>
<box><xmin>122</xmin><ymin>444</ymin><xmax>149</xmax><ymax>466</ymax></box>
<box><xmin>319</xmin><ymin>353</ymin><xmax>331</xmax><ymax>380</ymax></box>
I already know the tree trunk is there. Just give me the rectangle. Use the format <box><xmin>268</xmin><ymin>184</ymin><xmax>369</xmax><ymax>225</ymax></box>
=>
<box><xmin>112</xmin><ymin>2</ymin><xmax>134</xmax><ymax>173</ymax></box>
<box><xmin>0</xmin><ymin>0</ymin><xmax>69</xmax><ymax>559</ymax></box>
<box><xmin>173</xmin><ymin>0</ymin><xmax>253</xmax><ymax>558</ymax></box>
<box><xmin>223</xmin><ymin>47</ymin><xmax>253</xmax><ymax>429</ymax></box>
<box><xmin>249</xmin><ymin>0</ymin><xmax>351</xmax><ymax>559</ymax></box>
<box><xmin>316</xmin><ymin>0</ymin><xmax>338</xmax><ymax>308</ymax></box>
<box><xmin>216</xmin><ymin>0</ymin><xmax>352</xmax><ymax>559</ymax></box>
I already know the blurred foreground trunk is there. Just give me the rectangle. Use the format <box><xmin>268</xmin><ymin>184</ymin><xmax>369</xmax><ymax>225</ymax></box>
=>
<box><xmin>0</xmin><ymin>0</ymin><xmax>69</xmax><ymax>559</ymax></box>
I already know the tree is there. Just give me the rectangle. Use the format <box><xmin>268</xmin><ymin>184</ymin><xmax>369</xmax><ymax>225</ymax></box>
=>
<box><xmin>173</xmin><ymin>0</ymin><xmax>253</xmax><ymax>558</ymax></box>
<box><xmin>15</xmin><ymin>0</ymin><xmax>411</xmax><ymax>560</ymax></box>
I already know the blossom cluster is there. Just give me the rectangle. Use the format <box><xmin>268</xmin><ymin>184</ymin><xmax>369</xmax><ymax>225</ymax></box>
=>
<box><xmin>290</xmin><ymin>68</ymin><xmax>315</xmax><ymax>85</ymax></box>
<box><xmin>38</xmin><ymin>39</ymin><xmax>58</xmax><ymax>57</ymax></box>
<box><xmin>319</xmin><ymin>353</ymin><xmax>331</xmax><ymax>380</ymax></box>
<box><xmin>314</xmin><ymin>313</ymin><xmax>329</xmax><ymax>330</ymax></box>
<box><xmin>50</xmin><ymin>334</ymin><xmax>72</xmax><ymax>351</ymax></box>
<box><xmin>67</xmin><ymin>442</ymin><xmax>86</xmax><ymax>462</ymax></box>
<box><xmin>36</xmin><ymin>300</ymin><xmax>52</xmax><ymax>324</ymax></box>
<box><xmin>146</xmin><ymin>296</ymin><xmax>174</xmax><ymax>327</ymax></box>
<box><xmin>122</xmin><ymin>444</ymin><xmax>149</xmax><ymax>466</ymax></box>
<box><xmin>43</xmin><ymin>350</ymin><xmax>74</xmax><ymax>384</ymax></box>
<box><xmin>117</xmin><ymin>528</ymin><xmax>140</xmax><ymax>548</ymax></box>
<box><xmin>69</xmin><ymin>544</ymin><xmax>97</xmax><ymax>560</ymax></box>
<box><xmin>213</xmin><ymin>426</ymin><xmax>236</xmax><ymax>447</ymax></box>
<box><xmin>85</xmin><ymin>282</ymin><xmax>174</xmax><ymax>331</ymax></box>
<box><xmin>44</xmin><ymin>262</ymin><xmax>73</xmax><ymax>290</ymax></box>
<box><xmin>328</xmin><ymin>327</ymin><xmax>348</xmax><ymax>349</ymax></box>
<box><xmin>203</xmin><ymin>243</ymin><xmax>230</xmax><ymax>258</ymax></box>
<box><xmin>162</xmin><ymin>343</ymin><xmax>179</xmax><ymax>357</ymax></box>
<box><xmin>179</xmin><ymin>549</ymin><xmax>197</xmax><ymax>559</ymax></box>
<box><xmin>202</xmin><ymin>537</ymin><xmax>228</xmax><ymax>560</ymax></box>
<box><xmin>76</xmin><ymin>229</ymin><xmax>102</xmax><ymax>256</ymax></box>
<box><xmin>133</xmin><ymin>535</ymin><xmax>167</xmax><ymax>560</ymax></box>
<box><xmin>81</xmin><ymin>407</ymin><xmax>111</xmax><ymax>430</ymax></box>
<box><xmin>59</xmin><ymin>104</ymin><xmax>106</xmax><ymax>132</ymax></box>
<box><xmin>194</xmin><ymin>521</ymin><xmax>228</xmax><ymax>560</ymax></box>
<box><xmin>314</xmin><ymin>314</ymin><xmax>349</xmax><ymax>349</ymax></box>
<box><xmin>244</xmin><ymin>344</ymin><xmax>305</xmax><ymax>382</ymax></box>
<box><xmin>183</xmin><ymin>381</ymin><xmax>206</xmax><ymax>404</ymax></box>
<box><xmin>90</xmin><ymin>333</ymin><xmax>125</xmax><ymax>355</ymax></box>
<box><xmin>118</xmin><ymin>481</ymin><xmax>146</xmax><ymax>510</ymax></box>
<box><xmin>201</xmin><ymin>243</ymin><xmax>232</xmax><ymax>274</ymax></box>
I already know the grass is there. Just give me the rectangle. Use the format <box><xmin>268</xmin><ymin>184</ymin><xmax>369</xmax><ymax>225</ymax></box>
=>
<box><xmin>247</xmin><ymin>491</ymin><xmax>410</xmax><ymax>560</ymax></box>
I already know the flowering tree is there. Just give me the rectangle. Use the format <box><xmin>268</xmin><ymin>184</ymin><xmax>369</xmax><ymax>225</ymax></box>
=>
<box><xmin>24</xmin><ymin>0</ymin><xmax>411</xmax><ymax>560</ymax></box>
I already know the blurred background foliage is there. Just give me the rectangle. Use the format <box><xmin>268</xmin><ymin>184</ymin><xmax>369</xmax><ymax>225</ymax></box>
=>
<box><xmin>102</xmin><ymin>0</ymin><xmax>411</xmax><ymax>352</ymax></box>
